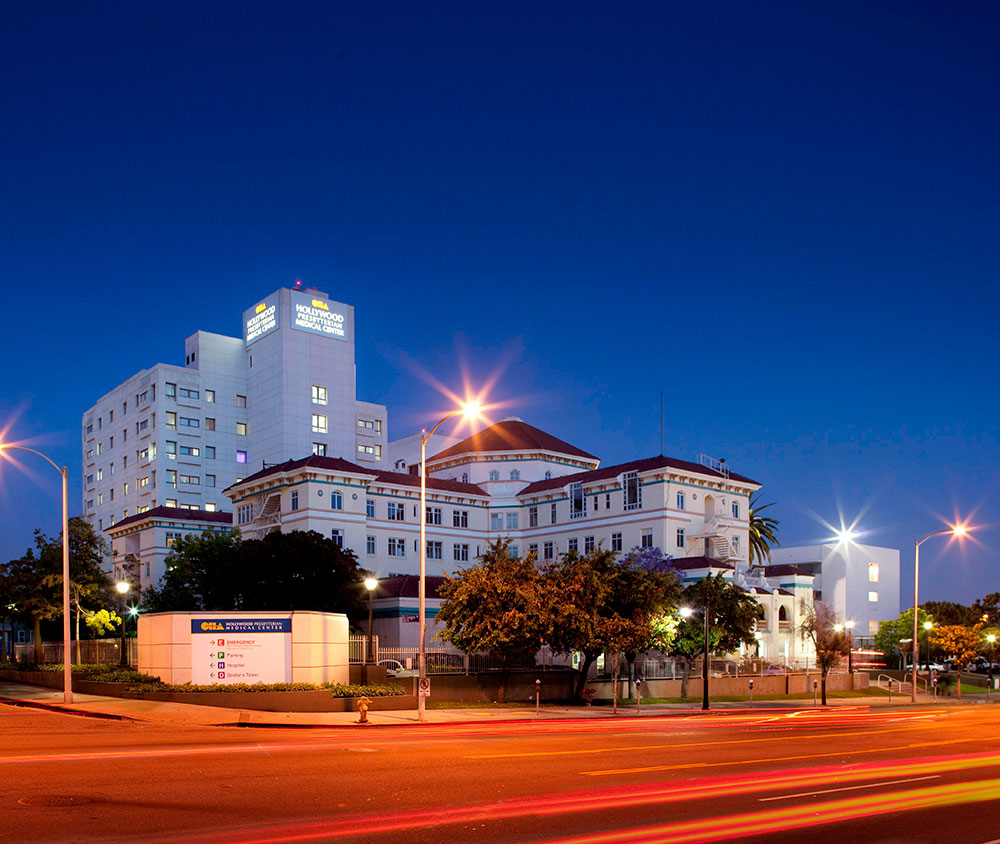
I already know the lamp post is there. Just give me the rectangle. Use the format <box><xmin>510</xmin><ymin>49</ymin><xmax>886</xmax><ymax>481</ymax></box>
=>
<box><xmin>364</xmin><ymin>576</ymin><xmax>378</xmax><ymax>665</ymax></box>
<box><xmin>116</xmin><ymin>580</ymin><xmax>130</xmax><ymax>666</ymax></box>
<box><xmin>681</xmin><ymin>602</ymin><xmax>711</xmax><ymax>711</ymax></box>
<box><xmin>845</xmin><ymin>619</ymin><xmax>855</xmax><ymax>674</ymax></box>
<box><xmin>913</xmin><ymin>525</ymin><xmax>968</xmax><ymax>702</ymax></box>
<box><xmin>0</xmin><ymin>443</ymin><xmax>73</xmax><ymax>703</ymax></box>
<box><xmin>418</xmin><ymin>400</ymin><xmax>482</xmax><ymax>722</ymax></box>
<box><xmin>923</xmin><ymin>620</ymin><xmax>933</xmax><ymax>671</ymax></box>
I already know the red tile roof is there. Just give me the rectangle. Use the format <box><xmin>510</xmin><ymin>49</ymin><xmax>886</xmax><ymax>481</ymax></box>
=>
<box><xmin>225</xmin><ymin>455</ymin><xmax>487</xmax><ymax>496</ymax></box>
<box><xmin>373</xmin><ymin>575</ymin><xmax>449</xmax><ymax>600</ymax></box>
<box><xmin>669</xmin><ymin>555</ymin><xmax>735</xmax><ymax>571</ymax></box>
<box><xmin>427</xmin><ymin>419</ymin><xmax>598</xmax><ymax>463</ymax></box>
<box><xmin>108</xmin><ymin>506</ymin><xmax>233</xmax><ymax>531</ymax></box>
<box><xmin>762</xmin><ymin>563</ymin><xmax>817</xmax><ymax>578</ymax></box>
<box><xmin>519</xmin><ymin>455</ymin><xmax>758</xmax><ymax>496</ymax></box>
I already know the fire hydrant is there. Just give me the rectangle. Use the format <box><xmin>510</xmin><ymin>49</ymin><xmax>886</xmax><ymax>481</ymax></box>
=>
<box><xmin>357</xmin><ymin>696</ymin><xmax>372</xmax><ymax>725</ymax></box>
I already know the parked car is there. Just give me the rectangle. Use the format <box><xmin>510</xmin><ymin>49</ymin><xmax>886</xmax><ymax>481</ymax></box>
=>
<box><xmin>377</xmin><ymin>658</ymin><xmax>404</xmax><ymax>674</ymax></box>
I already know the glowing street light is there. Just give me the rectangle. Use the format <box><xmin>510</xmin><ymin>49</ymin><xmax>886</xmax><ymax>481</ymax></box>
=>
<box><xmin>364</xmin><ymin>576</ymin><xmax>378</xmax><ymax>665</ymax></box>
<box><xmin>0</xmin><ymin>443</ymin><xmax>73</xmax><ymax>703</ymax></box>
<box><xmin>418</xmin><ymin>399</ymin><xmax>483</xmax><ymax>722</ymax></box>
<box><xmin>116</xmin><ymin>580</ymin><xmax>130</xmax><ymax>666</ymax></box>
<box><xmin>679</xmin><ymin>604</ymin><xmax>711</xmax><ymax>711</ymax></box>
<box><xmin>912</xmin><ymin>524</ymin><xmax>970</xmax><ymax>702</ymax></box>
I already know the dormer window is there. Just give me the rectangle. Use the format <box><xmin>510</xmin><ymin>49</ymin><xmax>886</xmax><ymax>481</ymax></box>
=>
<box><xmin>489</xmin><ymin>470</ymin><xmax>499</xmax><ymax>481</ymax></box>
<box><xmin>510</xmin><ymin>469</ymin><xmax>520</xmax><ymax>480</ymax></box>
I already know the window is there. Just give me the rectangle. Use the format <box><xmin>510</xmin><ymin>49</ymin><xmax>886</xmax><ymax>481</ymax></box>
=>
<box><xmin>204</xmin><ymin>417</ymin><xmax>216</xmax><ymax>431</ymax></box>
<box><xmin>509</xmin><ymin>545</ymin><xmax>520</xmax><ymax>558</ymax></box>
<box><xmin>550</xmin><ymin>502</ymin><xmax>557</xmax><ymax>523</ymax></box>
<box><xmin>330</xmin><ymin>491</ymin><xmax>343</xmax><ymax>510</ymax></box>
<box><xmin>97</xmin><ymin>468</ymin><xmax>104</xmax><ymax>481</ymax></box>
<box><xmin>312</xmin><ymin>385</ymin><xmax>328</xmax><ymax>405</ymax></box>
<box><xmin>205</xmin><ymin>502</ymin><xmax>216</xmax><ymax>512</ymax></box>
<box><xmin>568</xmin><ymin>538</ymin><xmax>578</xmax><ymax>553</ymax></box>
<box><xmin>357</xmin><ymin>444</ymin><xmax>382</xmax><ymax>458</ymax></box>
<box><xmin>452</xmin><ymin>509</ymin><xmax>468</xmax><ymax>528</ymax></box>
<box><xmin>205</xmin><ymin>389</ymin><xmax>215</xmax><ymax>403</ymax></box>
<box><xmin>179</xmin><ymin>388</ymin><xmax>199</xmax><ymax>400</ymax></box>
<box><xmin>490</xmin><ymin>513</ymin><xmax>503</xmax><ymax>531</ymax></box>
<box><xmin>623</xmin><ymin>471</ymin><xmax>641</xmax><ymax>511</ymax></box>
<box><xmin>611</xmin><ymin>532</ymin><xmax>623</xmax><ymax>552</ymax></box>
<box><xmin>506</xmin><ymin>512</ymin><xmax>519</xmax><ymax>530</ymax></box>
<box><xmin>569</xmin><ymin>483</ymin><xmax>586</xmax><ymax>519</ymax></box>
<box><xmin>544</xmin><ymin>471</ymin><xmax>552</xmax><ymax>480</ymax></box>
<box><xmin>236</xmin><ymin>450</ymin><xmax>247</xmax><ymax>464</ymax></box>
<box><xmin>179</xmin><ymin>416</ymin><xmax>199</xmax><ymax>428</ymax></box>
<box><xmin>529</xmin><ymin>543</ymin><xmax>538</xmax><ymax>556</ymax></box>
<box><xmin>138</xmin><ymin>418</ymin><xmax>148</xmax><ymax>432</ymax></box>
<box><xmin>86</xmin><ymin>449</ymin><xmax>94</xmax><ymax>459</ymax></box>
<box><xmin>312</xmin><ymin>443</ymin><xmax>327</xmax><ymax>456</ymax></box>
<box><xmin>388</xmin><ymin>537</ymin><xmax>406</xmax><ymax>557</ymax></box>
<box><xmin>165</xmin><ymin>383</ymin><xmax>176</xmax><ymax>398</ymax></box>
<box><xmin>289</xmin><ymin>491</ymin><xmax>300</xmax><ymax>511</ymax></box>
<box><xmin>166</xmin><ymin>470</ymin><xmax>177</xmax><ymax>488</ymax></box>
<box><xmin>366</xmin><ymin>536</ymin><xmax>376</xmax><ymax>555</ymax></box>
<box><xmin>166</xmin><ymin>532</ymin><xmax>181</xmax><ymax>548</ymax></box>
<box><xmin>732</xmin><ymin>535</ymin><xmax>740</xmax><ymax>554</ymax></box>
<box><xmin>732</xmin><ymin>502</ymin><xmax>740</xmax><ymax>519</ymax></box>
<box><xmin>677</xmin><ymin>491</ymin><xmax>685</xmax><ymax>510</ymax></box>
<box><xmin>138</xmin><ymin>476</ymin><xmax>149</xmax><ymax>488</ymax></box>
<box><xmin>426</xmin><ymin>506</ymin><xmax>442</xmax><ymax>525</ymax></box>
<box><xmin>510</xmin><ymin>469</ymin><xmax>520</xmax><ymax>480</ymax></box>
<box><xmin>641</xmin><ymin>529</ymin><xmax>653</xmax><ymax>548</ymax></box>
<box><xmin>179</xmin><ymin>445</ymin><xmax>199</xmax><ymax>457</ymax></box>
<box><xmin>366</xmin><ymin>499</ymin><xmax>375</xmax><ymax>518</ymax></box>
<box><xmin>109</xmin><ymin>436</ymin><xmax>114</xmax><ymax>449</ymax></box>
<box><xmin>387</xmin><ymin>502</ymin><xmax>404</xmax><ymax>521</ymax></box>
<box><xmin>427</xmin><ymin>541</ymin><xmax>443</xmax><ymax>560</ymax></box>
<box><xmin>489</xmin><ymin>470</ymin><xmax>499</xmax><ymax>481</ymax></box>
<box><xmin>357</xmin><ymin>418</ymin><xmax>383</xmax><ymax>434</ymax></box>
<box><xmin>237</xmin><ymin>395</ymin><xmax>247</xmax><ymax>408</ymax></box>
<box><xmin>584</xmin><ymin>536</ymin><xmax>595</xmax><ymax>553</ymax></box>
<box><xmin>868</xmin><ymin>591</ymin><xmax>879</xmax><ymax>603</ymax></box>
<box><xmin>868</xmin><ymin>620</ymin><xmax>880</xmax><ymax>636</ymax></box>
<box><xmin>236</xmin><ymin>422</ymin><xmax>247</xmax><ymax>436</ymax></box>
<box><xmin>98</xmin><ymin>492</ymin><xmax>104</xmax><ymax>505</ymax></box>
<box><xmin>205</xmin><ymin>446</ymin><xmax>215</xmax><ymax>459</ymax></box>
<box><xmin>86</xmin><ymin>499</ymin><xmax>93</xmax><ymax>510</ymax></box>
<box><xmin>676</xmin><ymin>528</ymin><xmax>685</xmax><ymax>548</ymax></box>
<box><xmin>179</xmin><ymin>474</ymin><xmax>199</xmax><ymax>485</ymax></box>
<box><xmin>97</xmin><ymin>442</ymin><xmax>104</xmax><ymax>455</ymax></box>
<box><xmin>167</xmin><ymin>498</ymin><xmax>178</xmax><ymax>509</ymax></box>
<box><xmin>308</xmin><ymin>414</ymin><xmax>327</xmax><ymax>434</ymax></box>
<box><xmin>868</xmin><ymin>563</ymin><xmax>879</xmax><ymax>583</ymax></box>
<box><xmin>529</xmin><ymin>506</ymin><xmax>538</xmax><ymax>528</ymax></box>
<box><xmin>461</xmin><ymin>472</ymin><xmax>468</xmax><ymax>483</ymax></box>
<box><xmin>330</xmin><ymin>529</ymin><xmax>344</xmax><ymax>548</ymax></box>
<box><xmin>237</xmin><ymin>504</ymin><xmax>253</xmax><ymax>525</ymax></box>
<box><xmin>137</xmin><ymin>390</ymin><xmax>148</xmax><ymax>405</ymax></box>
<box><xmin>86</xmin><ymin>424</ymin><xmax>93</xmax><ymax>435</ymax></box>
<box><xmin>454</xmin><ymin>543</ymin><xmax>469</xmax><ymax>562</ymax></box>
<box><xmin>205</xmin><ymin>475</ymin><xmax>215</xmax><ymax>488</ymax></box>
<box><xmin>543</xmin><ymin>542</ymin><xmax>554</xmax><ymax>561</ymax></box>
<box><xmin>87</xmin><ymin>474</ymin><xmax>94</xmax><ymax>486</ymax></box>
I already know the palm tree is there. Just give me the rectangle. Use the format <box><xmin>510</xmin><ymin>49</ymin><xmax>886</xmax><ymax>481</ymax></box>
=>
<box><xmin>748</xmin><ymin>492</ymin><xmax>779</xmax><ymax>568</ymax></box>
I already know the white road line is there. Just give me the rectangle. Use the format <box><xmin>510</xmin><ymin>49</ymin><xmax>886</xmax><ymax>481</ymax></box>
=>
<box><xmin>758</xmin><ymin>775</ymin><xmax>940</xmax><ymax>802</ymax></box>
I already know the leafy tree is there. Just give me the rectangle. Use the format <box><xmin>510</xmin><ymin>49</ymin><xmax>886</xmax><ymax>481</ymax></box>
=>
<box><xmin>748</xmin><ymin>493</ymin><xmax>780</xmax><ymax>567</ymax></box>
<box><xmin>1</xmin><ymin>546</ymin><xmax>60</xmax><ymax>663</ymax></box>
<box><xmin>669</xmin><ymin>574</ymin><xmax>762</xmax><ymax>697</ymax></box>
<box><xmin>874</xmin><ymin>607</ymin><xmax>932</xmax><ymax>669</ymax></box>
<box><xmin>143</xmin><ymin>529</ymin><xmax>365</xmax><ymax>621</ymax></box>
<box><xmin>932</xmin><ymin>623</ymin><xmax>985</xmax><ymax>700</ymax></box>
<box><xmin>800</xmin><ymin>602</ymin><xmax>850</xmax><ymax>705</ymax></box>
<box><xmin>972</xmin><ymin>593</ymin><xmax>1000</xmax><ymax>626</ymax></box>
<box><xmin>922</xmin><ymin>600</ymin><xmax>976</xmax><ymax>628</ymax></box>
<box><xmin>436</xmin><ymin>540</ymin><xmax>543</xmax><ymax>703</ymax></box>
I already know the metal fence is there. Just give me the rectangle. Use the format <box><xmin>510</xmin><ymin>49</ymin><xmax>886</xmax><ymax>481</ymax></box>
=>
<box><xmin>13</xmin><ymin>639</ymin><xmax>137</xmax><ymax>667</ymax></box>
<box><xmin>590</xmin><ymin>653</ymin><xmax>855</xmax><ymax>680</ymax></box>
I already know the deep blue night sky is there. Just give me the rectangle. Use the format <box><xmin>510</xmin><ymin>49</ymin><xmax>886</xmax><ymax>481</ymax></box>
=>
<box><xmin>1</xmin><ymin>2</ymin><xmax>998</xmax><ymax>606</ymax></box>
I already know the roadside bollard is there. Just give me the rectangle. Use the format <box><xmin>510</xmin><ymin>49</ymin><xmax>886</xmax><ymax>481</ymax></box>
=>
<box><xmin>749</xmin><ymin>678</ymin><xmax>754</xmax><ymax>709</ymax></box>
<box><xmin>357</xmin><ymin>696</ymin><xmax>371</xmax><ymax>725</ymax></box>
<box><xmin>535</xmin><ymin>679</ymin><xmax>541</xmax><ymax>717</ymax></box>
<box><xmin>636</xmin><ymin>678</ymin><xmax>642</xmax><ymax>714</ymax></box>
<box><xmin>813</xmin><ymin>679</ymin><xmax>818</xmax><ymax>706</ymax></box>
<box><xmin>888</xmin><ymin>678</ymin><xmax>893</xmax><ymax>704</ymax></box>
<box><xmin>932</xmin><ymin>676</ymin><xmax>938</xmax><ymax>699</ymax></box>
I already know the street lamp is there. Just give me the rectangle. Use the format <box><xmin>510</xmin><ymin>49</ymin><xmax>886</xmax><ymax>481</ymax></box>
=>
<box><xmin>418</xmin><ymin>400</ymin><xmax>483</xmax><ymax>722</ymax></box>
<box><xmin>986</xmin><ymin>633</ymin><xmax>997</xmax><ymax>697</ymax></box>
<box><xmin>912</xmin><ymin>524</ymin><xmax>969</xmax><ymax>702</ymax></box>
<box><xmin>680</xmin><ymin>603</ymin><xmax>711</xmax><ymax>711</ymax></box>
<box><xmin>364</xmin><ymin>576</ymin><xmax>378</xmax><ymax>665</ymax></box>
<box><xmin>116</xmin><ymin>581</ymin><xmax>130</xmax><ymax>666</ymax></box>
<box><xmin>0</xmin><ymin>443</ymin><xmax>73</xmax><ymax>703</ymax></box>
<box><xmin>923</xmin><ymin>620</ymin><xmax>933</xmax><ymax>671</ymax></box>
<box><xmin>845</xmin><ymin>619</ymin><xmax>855</xmax><ymax>674</ymax></box>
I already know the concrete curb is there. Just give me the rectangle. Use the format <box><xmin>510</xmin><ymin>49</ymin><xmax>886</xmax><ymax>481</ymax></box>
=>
<box><xmin>0</xmin><ymin>696</ymin><xmax>134</xmax><ymax>721</ymax></box>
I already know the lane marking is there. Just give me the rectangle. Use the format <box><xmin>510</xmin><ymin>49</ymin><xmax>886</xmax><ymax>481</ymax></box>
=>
<box><xmin>757</xmin><ymin>774</ymin><xmax>939</xmax><ymax>801</ymax></box>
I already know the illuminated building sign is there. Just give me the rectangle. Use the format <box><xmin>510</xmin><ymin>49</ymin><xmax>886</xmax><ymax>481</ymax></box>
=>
<box><xmin>290</xmin><ymin>290</ymin><xmax>348</xmax><ymax>341</ymax></box>
<box><xmin>244</xmin><ymin>295</ymin><xmax>279</xmax><ymax>345</ymax></box>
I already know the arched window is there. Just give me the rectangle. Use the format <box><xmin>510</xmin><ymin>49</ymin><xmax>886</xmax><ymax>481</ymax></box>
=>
<box><xmin>544</xmin><ymin>470</ymin><xmax>552</xmax><ymax>480</ymax></box>
<box><xmin>510</xmin><ymin>469</ymin><xmax>520</xmax><ymax>480</ymax></box>
<box><xmin>778</xmin><ymin>605</ymin><xmax>789</xmax><ymax>621</ymax></box>
<box><xmin>461</xmin><ymin>472</ymin><xmax>468</xmax><ymax>483</ymax></box>
<box><xmin>330</xmin><ymin>491</ymin><xmax>343</xmax><ymax>510</ymax></box>
<box><xmin>489</xmin><ymin>470</ymin><xmax>499</xmax><ymax>481</ymax></box>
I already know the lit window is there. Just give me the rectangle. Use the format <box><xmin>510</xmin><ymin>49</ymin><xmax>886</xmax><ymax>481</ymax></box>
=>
<box><xmin>312</xmin><ymin>386</ymin><xmax>328</xmax><ymax>405</ymax></box>
<box><xmin>236</xmin><ymin>422</ymin><xmax>247</xmax><ymax>436</ymax></box>
<box><xmin>178</xmin><ymin>475</ymin><xmax>199</xmax><ymax>485</ymax></box>
<box><xmin>236</xmin><ymin>395</ymin><xmax>247</xmax><ymax>408</ymax></box>
<box><xmin>205</xmin><ymin>390</ymin><xmax>215</xmax><ymax>403</ymax></box>
<box><xmin>165</xmin><ymin>412</ymin><xmax>177</xmax><ymax>430</ymax></box>
<box><xmin>179</xmin><ymin>445</ymin><xmax>199</xmax><ymax>457</ymax></box>
<box><xmin>205</xmin><ymin>418</ymin><xmax>216</xmax><ymax>431</ymax></box>
<box><xmin>165</xmin><ymin>383</ymin><xmax>176</xmax><ymax>398</ymax></box>
<box><xmin>312</xmin><ymin>414</ymin><xmax>328</xmax><ymax>434</ymax></box>
<box><xmin>205</xmin><ymin>502</ymin><xmax>217</xmax><ymax>512</ymax></box>
<box><xmin>868</xmin><ymin>563</ymin><xmax>879</xmax><ymax>583</ymax></box>
<box><xmin>312</xmin><ymin>443</ymin><xmax>327</xmax><ymax>456</ymax></box>
<box><xmin>236</xmin><ymin>450</ymin><xmax>247</xmax><ymax>464</ymax></box>
<box><xmin>868</xmin><ymin>591</ymin><xmax>879</xmax><ymax>603</ymax></box>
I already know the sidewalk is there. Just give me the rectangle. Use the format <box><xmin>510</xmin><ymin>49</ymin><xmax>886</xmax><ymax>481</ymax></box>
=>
<box><xmin>4</xmin><ymin>679</ymin><xmax>969</xmax><ymax>729</ymax></box>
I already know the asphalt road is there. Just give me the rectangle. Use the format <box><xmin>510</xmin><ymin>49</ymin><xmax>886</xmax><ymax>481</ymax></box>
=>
<box><xmin>3</xmin><ymin>703</ymin><xmax>1000</xmax><ymax>843</ymax></box>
